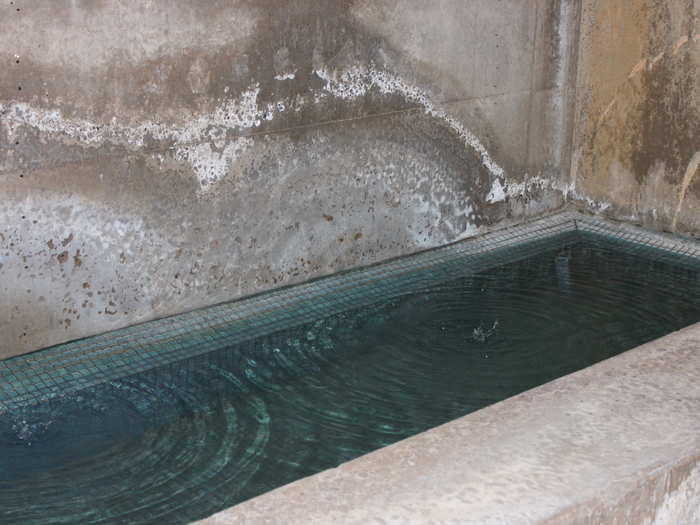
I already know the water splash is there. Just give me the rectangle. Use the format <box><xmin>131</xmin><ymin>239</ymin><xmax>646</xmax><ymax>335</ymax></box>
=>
<box><xmin>472</xmin><ymin>320</ymin><xmax>499</xmax><ymax>342</ymax></box>
<box><xmin>10</xmin><ymin>416</ymin><xmax>53</xmax><ymax>446</ymax></box>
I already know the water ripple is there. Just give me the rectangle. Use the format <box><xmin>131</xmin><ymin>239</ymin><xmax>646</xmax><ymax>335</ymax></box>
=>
<box><xmin>0</xmin><ymin>240</ymin><xmax>698</xmax><ymax>523</ymax></box>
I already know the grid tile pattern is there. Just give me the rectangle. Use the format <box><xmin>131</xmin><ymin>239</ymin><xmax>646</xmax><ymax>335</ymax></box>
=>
<box><xmin>1</xmin><ymin>211</ymin><xmax>698</xmax><ymax>413</ymax></box>
<box><xmin>575</xmin><ymin>216</ymin><xmax>700</xmax><ymax>267</ymax></box>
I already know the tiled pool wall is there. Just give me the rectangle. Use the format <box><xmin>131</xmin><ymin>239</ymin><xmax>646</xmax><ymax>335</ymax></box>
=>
<box><xmin>2</xmin><ymin>211</ymin><xmax>699</xmax><ymax>415</ymax></box>
<box><xmin>0</xmin><ymin>211</ymin><xmax>574</xmax><ymax>413</ymax></box>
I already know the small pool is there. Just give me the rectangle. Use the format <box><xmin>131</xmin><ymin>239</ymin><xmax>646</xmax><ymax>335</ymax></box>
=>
<box><xmin>1</xmin><ymin>215</ymin><xmax>699</xmax><ymax>524</ymax></box>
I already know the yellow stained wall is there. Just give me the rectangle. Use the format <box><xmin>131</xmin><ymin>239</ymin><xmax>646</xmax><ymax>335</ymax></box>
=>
<box><xmin>572</xmin><ymin>0</ymin><xmax>700</xmax><ymax>235</ymax></box>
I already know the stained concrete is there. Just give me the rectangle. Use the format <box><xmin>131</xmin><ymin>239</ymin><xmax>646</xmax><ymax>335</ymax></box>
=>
<box><xmin>1</xmin><ymin>2</ymin><xmax>699</xmax><ymax>523</ymax></box>
<box><xmin>571</xmin><ymin>0</ymin><xmax>700</xmax><ymax>236</ymax></box>
<box><xmin>0</xmin><ymin>1</ymin><xmax>579</xmax><ymax>357</ymax></box>
<box><xmin>195</xmin><ymin>322</ymin><xmax>700</xmax><ymax>525</ymax></box>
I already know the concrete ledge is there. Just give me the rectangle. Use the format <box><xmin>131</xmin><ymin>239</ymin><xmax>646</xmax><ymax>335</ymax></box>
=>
<box><xmin>196</xmin><ymin>322</ymin><xmax>700</xmax><ymax>524</ymax></box>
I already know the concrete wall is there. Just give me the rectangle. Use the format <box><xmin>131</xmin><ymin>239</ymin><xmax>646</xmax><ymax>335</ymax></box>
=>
<box><xmin>571</xmin><ymin>0</ymin><xmax>700</xmax><ymax>236</ymax></box>
<box><xmin>0</xmin><ymin>1</ymin><xmax>579</xmax><ymax>357</ymax></box>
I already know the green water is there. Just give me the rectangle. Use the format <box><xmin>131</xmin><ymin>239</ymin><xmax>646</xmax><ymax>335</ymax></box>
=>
<box><xmin>0</xmin><ymin>237</ymin><xmax>699</xmax><ymax>524</ymax></box>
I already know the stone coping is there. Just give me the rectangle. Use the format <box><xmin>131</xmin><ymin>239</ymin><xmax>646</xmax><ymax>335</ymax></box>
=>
<box><xmin>196</xmin><ymin>322</ymin><xmax>700</xmax><ymax>525</ymax></box>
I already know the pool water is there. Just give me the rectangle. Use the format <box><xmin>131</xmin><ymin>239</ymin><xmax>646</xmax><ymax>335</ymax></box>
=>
<box><xmin>1</xmin><ymin>237</ymin><xmax>699</xmax><ymax>524</ymax></box>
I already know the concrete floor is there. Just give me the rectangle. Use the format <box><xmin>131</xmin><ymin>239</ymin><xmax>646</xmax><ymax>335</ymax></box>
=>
<box><xmin>196</xmin><ymin>322</ymin><xmax>700</xmax><ymax>525</ymax></box>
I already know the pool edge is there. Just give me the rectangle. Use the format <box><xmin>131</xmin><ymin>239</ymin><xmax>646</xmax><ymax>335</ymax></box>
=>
<box><xmin>195</xmin><ymin>321</ymin><xmax>700</xmax><ymax>525</ymax></box>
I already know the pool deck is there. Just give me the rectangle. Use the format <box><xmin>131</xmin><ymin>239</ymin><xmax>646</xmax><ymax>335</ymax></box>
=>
<box><xmin>196</xmin><ymin>321</ymin><xmax>700</xmax><ymax>524</ymax></box>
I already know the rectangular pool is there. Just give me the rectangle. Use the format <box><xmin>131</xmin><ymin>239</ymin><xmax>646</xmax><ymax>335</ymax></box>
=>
<box><xmin>1</xmin><ymin>214</ymin><xmax>699</xmax><ymax>524</ymax></box>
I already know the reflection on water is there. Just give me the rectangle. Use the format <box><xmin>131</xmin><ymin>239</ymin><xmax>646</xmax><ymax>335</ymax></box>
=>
<box><xmin>0</xmin><ymin>240</ymin><xmax>699</xmax><ymax>524</ymax></box>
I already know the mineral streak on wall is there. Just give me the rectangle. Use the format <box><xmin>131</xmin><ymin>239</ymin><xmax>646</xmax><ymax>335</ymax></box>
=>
<box><xmin>0</xmin><ymin>1</ymin><xmax>579</xmax><ymax>357</ymax></box>
<box><xmin>571</xmin><ymin>0</ymin><xmax>700</xmax><ymax>235</ymax></box>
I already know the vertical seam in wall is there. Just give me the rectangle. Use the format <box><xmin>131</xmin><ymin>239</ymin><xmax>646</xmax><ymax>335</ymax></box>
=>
<box><xmin>564</xmin><ymin>0</ymin><xmax>585</xmax><ymax>207</ymax></box>
<box><xmin>525</xmin><ymin>0</ymin><xmax>540</xmax><ymax>176</ymax></box>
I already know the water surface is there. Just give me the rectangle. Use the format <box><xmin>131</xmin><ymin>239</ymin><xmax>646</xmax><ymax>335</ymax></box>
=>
<box><xmin>1</xmin><ymin>236</ymin><xmax>699</xmax><ymax>524</ymax></box>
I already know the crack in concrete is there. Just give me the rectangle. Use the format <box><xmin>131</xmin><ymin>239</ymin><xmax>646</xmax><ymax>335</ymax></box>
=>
<box><xmin>671</xmin><ymin>150</ymin><xmax>700</xmax><ymax>231</ymax></box>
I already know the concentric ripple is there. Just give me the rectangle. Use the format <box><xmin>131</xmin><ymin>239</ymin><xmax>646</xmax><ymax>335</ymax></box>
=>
<box><xmin>1</xmin><ymin>239</ymin><xmax>699</xmax><ymax>524</ymax></box>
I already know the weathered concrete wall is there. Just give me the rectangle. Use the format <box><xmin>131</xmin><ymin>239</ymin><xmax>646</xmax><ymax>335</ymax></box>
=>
<box><xmin>571</xmin><ymin>0</ymin><xmax>700</xmax><ymax>236</ymax></box>
<box><xmin>0</xmin><ymin>1</ymin><xmax>579</xmax><ymax>357</ymax></box>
